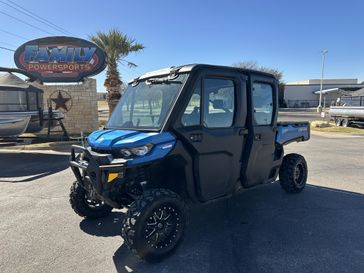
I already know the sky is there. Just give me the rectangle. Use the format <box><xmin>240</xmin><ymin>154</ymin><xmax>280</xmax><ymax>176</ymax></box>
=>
<box><xmin>0</xmin><ymin>0</ymin><xmax>364</xmax><ymax>92</ymax></box>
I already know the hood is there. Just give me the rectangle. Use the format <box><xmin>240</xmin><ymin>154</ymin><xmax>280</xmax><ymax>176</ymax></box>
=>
<box><xmin>87</xmin><ymin>129</ymin><xmax>176</xmax><ymax>150</ymax></box>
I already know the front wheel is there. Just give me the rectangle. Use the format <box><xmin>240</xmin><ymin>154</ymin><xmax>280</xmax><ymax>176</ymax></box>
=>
<box><xmin>122</xmin><ymin>189</ymin><xmax>186</xmax><ymax>262</ymax></box>
<box><xmin>69</xmin><ymin>181</ymin><xmax>112</xmax><ymax>219</ymax></box>
<box><xmin>279</xmin><ymin>153</ymin><xmax>308</xmax><ymax>193</ymax></box>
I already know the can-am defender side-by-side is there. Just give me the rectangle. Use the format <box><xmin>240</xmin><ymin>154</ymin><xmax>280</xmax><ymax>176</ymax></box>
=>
<box><xmin>69</xmin><ymin>64</ymin><xmax>310</xmax><ymax>261</ymax></box>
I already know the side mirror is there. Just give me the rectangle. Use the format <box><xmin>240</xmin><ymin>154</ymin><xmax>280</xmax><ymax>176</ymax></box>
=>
<box><xmin>212</xmin><ymin>99</ymin><xmax>224</xmax><ymax>109</ymax></box>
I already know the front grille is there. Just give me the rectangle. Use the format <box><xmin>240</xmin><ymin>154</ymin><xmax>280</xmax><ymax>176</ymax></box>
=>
<box><xmin>91</xmin><ymin>148</ymin><xmax>114</xmax><ymax>155</ymax></box>
<box><xmin>91</xmin><ymin>148</ymin><xmax>106</xmax><ymax>153</ymax></box>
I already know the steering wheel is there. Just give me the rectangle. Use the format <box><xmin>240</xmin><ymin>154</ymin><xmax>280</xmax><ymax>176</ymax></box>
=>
<box><xmin>191</xmin><ymin>106</ymin><xmax>200</xmax><ymax>115</ymax></box>
<box><xmin>121</xmin><ymin>121</ymin><xmax>134</xmax><ymax>127</ymax></box>
<box><xmin>183</xmin><ymin>106</ymin><xmax>200</xmax><ymax>126</ymax></box>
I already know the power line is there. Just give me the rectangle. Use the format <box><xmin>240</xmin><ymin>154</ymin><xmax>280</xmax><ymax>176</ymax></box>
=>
<box><xmin>0</xmin><ymin>0</ymin><xmax>62</xmax><ymax>34</ymax></box>
<box><xmin>0</xmin><ymin>28</ymin><xmax>28</xmax><ymax>40</ymax></box>
<box><xmin>5</xmin><ymin>0</ymin><xmax>74</xmax><ymax>36</ymax></box>
<box><xmin>0</xmin><ymin>10</ymin><xmax>56</xmax><ymax>35</ymax></box>
<box><xmin>0</xmin><ymin>41</ymin><xmax>17</xmax><ymax>47</ymax></box>
<box><xmin>0</xmin><ymin>45</ymin><xmax>14</xmax><ymax>51</ymax></box>
<box><xmin>0</xmin><ymin>0</ymin><xmax>70</xmax><ymax>35</ymax></box>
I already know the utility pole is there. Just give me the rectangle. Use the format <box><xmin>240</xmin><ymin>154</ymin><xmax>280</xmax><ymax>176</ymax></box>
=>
<box><xmin>318</xmin><ymin>49</ymin><xmax>328</xmax><ymax>113</ymax></box>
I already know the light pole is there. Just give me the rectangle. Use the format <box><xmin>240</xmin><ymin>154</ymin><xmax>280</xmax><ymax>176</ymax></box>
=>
<box><xmin>318</xmin><ymin>49</ymin><xmax>328</xmax><ymax>112</ymax></box>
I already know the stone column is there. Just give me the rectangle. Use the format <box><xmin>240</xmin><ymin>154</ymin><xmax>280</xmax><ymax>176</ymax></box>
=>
<box><xmin>32</xmin><ymin>78</ymin><xmax>99</xmax><ymax>135</ymax></box>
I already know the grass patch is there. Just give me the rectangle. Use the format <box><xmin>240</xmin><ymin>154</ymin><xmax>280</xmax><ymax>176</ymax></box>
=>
<box><xmin>310</xmin><ymin>120</ymin><xmax>364</xmax><ymax>134</ymax></box>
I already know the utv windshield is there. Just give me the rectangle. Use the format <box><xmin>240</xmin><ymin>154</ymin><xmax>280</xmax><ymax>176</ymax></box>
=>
<box><xmin>106</xmin><ymin>73</ymin><xmax>188</xmax><ymax>130</ymax></box>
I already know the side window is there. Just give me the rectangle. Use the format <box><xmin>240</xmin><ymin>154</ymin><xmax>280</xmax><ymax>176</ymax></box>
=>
<box><xmin>203</xmin><ymin>78</ymin><xmax>235</xmax><ymax>128</ymax></box>
<box><xmin>0</xmin><ymin>90</ymin><xmax>27</xmax><ymax>111</ymax></box>
<box><xmin>181</xmin><ymin>80</ymin><xmax>201</xmax><ymax>126</ymax></box>
<box><xmin>351</xmin><ymin>97</ymin><xmax>361</xmax><ymax>106</ymax></box>
<box><xmin>28</xmin><ymin>92</ymin><xmax>38</xmax><ymax>110</ymax></box>
<box><xmin>252</xmin><ymin>83</ymin><xmax>273</xmax><ymax>125</ymax></box>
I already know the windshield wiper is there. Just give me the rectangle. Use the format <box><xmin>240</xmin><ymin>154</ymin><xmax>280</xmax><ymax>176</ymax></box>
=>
<box><xmin>146</xmin><ymin>78</ymin><xmax>182</xmax><ymax>85</ymax></box>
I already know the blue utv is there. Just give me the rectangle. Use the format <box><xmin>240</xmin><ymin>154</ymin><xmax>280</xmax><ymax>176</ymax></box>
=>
<box><xmin>69</xmin><ymin>64</ymin><xmax>310</xmax><ymax>261</ymax></box>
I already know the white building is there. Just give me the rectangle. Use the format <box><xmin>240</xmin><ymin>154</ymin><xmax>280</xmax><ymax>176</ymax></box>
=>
<box><xmin>284</xmin><ymin>79</ymin><xmax>364</xmax><ymax>108</ymax></box>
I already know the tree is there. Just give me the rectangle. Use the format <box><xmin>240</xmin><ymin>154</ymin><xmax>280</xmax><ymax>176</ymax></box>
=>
<box><xmin>232</xmin><ymin>61</ymin><xmax>286</xmax><ymax>107</ymax></box>
<box><xmin>90</xmin><ymin>29</ymin><xmax>144</xmax><ymax>113</ymax></box>
<box><xmin>232</xmin><ymin>61</ymin><xmax>283</xmax><ymax>81</ymax></box>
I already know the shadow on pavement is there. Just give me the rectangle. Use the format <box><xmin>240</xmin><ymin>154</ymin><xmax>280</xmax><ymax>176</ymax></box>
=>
<box><xmin>79</xmin><ymin>211</ymin><xmax>125</xmax><ymax>237</ymax></box>
<box><xmin>105</xmin><ymin>183</ymin><xmax>364</xmax><ymax>273</ymax></box>
<box><xmin>0</xmin><ymin>152</ymin><xmax>69</xmax><ymax>182</ymax></box>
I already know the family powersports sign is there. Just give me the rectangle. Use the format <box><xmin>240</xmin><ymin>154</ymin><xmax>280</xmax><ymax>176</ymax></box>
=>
<box><xmin>14</xmin><ymin>36</ymin><xmax>106</xmax><ymax>82</ymax></box>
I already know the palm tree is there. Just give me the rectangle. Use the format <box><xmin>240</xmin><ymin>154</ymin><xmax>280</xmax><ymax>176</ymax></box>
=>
<box><xmin>90</xmin><ymin>29</ymin><xmax>144</xmax><ymax>114</ymax></box>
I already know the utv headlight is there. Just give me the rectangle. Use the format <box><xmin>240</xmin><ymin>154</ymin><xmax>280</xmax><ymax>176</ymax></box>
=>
<box><xmin>120</xmin><ymin>144</ymin><xmax>153</xmax><ymax>157</ymax></box>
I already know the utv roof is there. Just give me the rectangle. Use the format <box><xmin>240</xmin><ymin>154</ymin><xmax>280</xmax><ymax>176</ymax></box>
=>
<box><xmin>129</xmin><ymin>64</ymin><xmax>277</xmax><ymax>83</ymax></box>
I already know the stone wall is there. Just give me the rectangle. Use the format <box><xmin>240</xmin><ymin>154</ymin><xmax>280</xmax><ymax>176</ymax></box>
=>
<box><xmin>32</xmin><ymin>78</ymin><xmax>98</xmax><ymax>135</ymax></box>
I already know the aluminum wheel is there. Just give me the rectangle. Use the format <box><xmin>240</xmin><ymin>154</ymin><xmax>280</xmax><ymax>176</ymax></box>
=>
<box><xmin>122</xmin><ymin>188</ymin><xmax>186</xmax><ymax>262</ymax></box>
<box><xmin>144</xmin><ymin>205</ymin><xmax>182</xmax><ymax>249</ymax></box>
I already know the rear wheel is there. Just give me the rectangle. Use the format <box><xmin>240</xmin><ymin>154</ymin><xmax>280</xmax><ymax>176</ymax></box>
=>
<box><xmin>341</xmin><ymin>118</ymin><xmax>350</xmax><ymax>127</ymax></box>
<box><xmin>335</xmin><ymin>118</ymin><xmax>342</xmax><ymax>126</ymax></box>
<box><xmin>279</xmin><ymin>153</ymin><xmax>307</xmax><ymax>193</ymax></box>
<box><xmin>69</xmin><ymin>181</ymin><xmax>112</xmax><ymax>219</ymax></box>
<box><xmin>122</xmin><ymin>188</ymin><xmax>186</xmax><ymax>262</ymax></box>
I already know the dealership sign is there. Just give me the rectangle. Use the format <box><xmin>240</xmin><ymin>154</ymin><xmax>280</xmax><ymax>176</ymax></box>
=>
<box><xmin>14</xmin><ymin>36</ymin><xmax>106</xmax><ymax>82</ymax></box>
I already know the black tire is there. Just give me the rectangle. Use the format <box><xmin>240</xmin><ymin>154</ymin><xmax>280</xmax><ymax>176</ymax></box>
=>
<box><xmin>335</xmin><ymin>118</ymin><xmax>342</xmax><ymax>127</ymax></box>
<box><xmin>341</xmin><ymin>118</ymin><xmax>349</xmax><ymax>127</ymax></box>
<box><xmin>69</xmin><ymin>181</ymin><xmax>112</xmax><ymax>219</ymax></box>
<box><xmin>279</xmin><ymin>153</ymin><xmax>307</xmax><ymax>193</ymax></box>
<box><xmin>122</xmin><ymin>188</ymin><xmax>186</xmax><ymax>262</ymax></box>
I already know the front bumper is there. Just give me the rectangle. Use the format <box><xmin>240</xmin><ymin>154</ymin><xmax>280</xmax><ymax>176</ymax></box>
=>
<box><xmin>69</xmin><ymin>145</ymin><xmax>127</xmax><ymax>207</ymax></box>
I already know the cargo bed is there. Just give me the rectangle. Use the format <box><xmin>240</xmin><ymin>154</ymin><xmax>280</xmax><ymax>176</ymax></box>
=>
<box><xmin>276</xmin><ymin>121</ymin><xmax>310</xmax><ymax>145</ymax></box>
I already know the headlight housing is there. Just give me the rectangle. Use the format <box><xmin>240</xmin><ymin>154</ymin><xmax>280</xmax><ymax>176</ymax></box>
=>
<box><xmin>120</xmin><ymin>144</ymin><xmax>153</xmax><ymax>157</ymax></box>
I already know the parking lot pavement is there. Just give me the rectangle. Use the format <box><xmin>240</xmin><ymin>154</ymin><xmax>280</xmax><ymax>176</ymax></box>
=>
<box><xmin>1</xmin><ymin>133</ymin><xmax>364</xmax><ymax>273</ymax></box>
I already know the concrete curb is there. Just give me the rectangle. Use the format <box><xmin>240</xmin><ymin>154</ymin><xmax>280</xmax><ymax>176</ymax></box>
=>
<box><xmin>0</xmin><ymin>141</ymin><xmax>80</xmax><ymax>153</ymax></box>
<box><xmin>0</xmin><ymin>148</ymin><xmax>70</xmax><ymax>154</ymax></box>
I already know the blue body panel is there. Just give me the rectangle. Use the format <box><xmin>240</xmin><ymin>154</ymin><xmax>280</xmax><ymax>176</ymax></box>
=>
<box><xmin>87</xmin><ymin>129</ymin><xmax>176</xmax><ymax>166</ymax></box>
<box><xmin>276</xmin><ymin>122</ymin><xmax>310</xmax><ymax>145</ymax></box>
<box><xmin>86</xmin><ymin>122</ymin><xmax>308</xmax><ymax>167</ymax></box>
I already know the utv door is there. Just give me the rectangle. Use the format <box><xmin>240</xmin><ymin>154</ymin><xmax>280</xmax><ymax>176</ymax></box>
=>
<box><xmin>174</xmin><ymin>70</ymin><xmax>247</xmax><ymax>201</ymax></box>
<box><xmin>241</xmin><ymin>75</ymin><xmax>278</xmax><ymax>187</ymax></box>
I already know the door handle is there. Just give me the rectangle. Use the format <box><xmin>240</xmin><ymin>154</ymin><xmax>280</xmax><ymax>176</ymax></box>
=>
<box><xmin>254</xmin><ymin>134</ymin><xmax>261</xmax><ymax>141</ymax></box>
<box><xmin>189</xmin><ymin>133</ymin><xmax>203</xmax><ymax>142</ymax></box>
<box><xmin>239</xmin><ymin>128</ymin><xmax>248</xmax><ymax>135</ymax></box>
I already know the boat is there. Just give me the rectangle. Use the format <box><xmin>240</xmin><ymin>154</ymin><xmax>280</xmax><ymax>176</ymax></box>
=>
<box><xmin>329</xmin><ymin>106</ymin><xmax>364</xmax><ymax>119</ymax></box>
<box><xmin>0</xmin><ymin>67</ymin><xmax>64</xmax><ymax>137</ymax></box>
<box><xmin>0</xmin><ymin>114</ymin><xmax>31</xmax><ymax>137</ymax></box>
<box><xmin>329</xmin><ymin>88</ymin><xmax>364</xmax><ymax>126</ymax></box>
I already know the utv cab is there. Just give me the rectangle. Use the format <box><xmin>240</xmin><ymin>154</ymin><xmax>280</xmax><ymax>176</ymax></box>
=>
<box><xmin>69</xmin><ymin>64</ymin><xmax>310</xmax><ymax>261</ymax></box>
